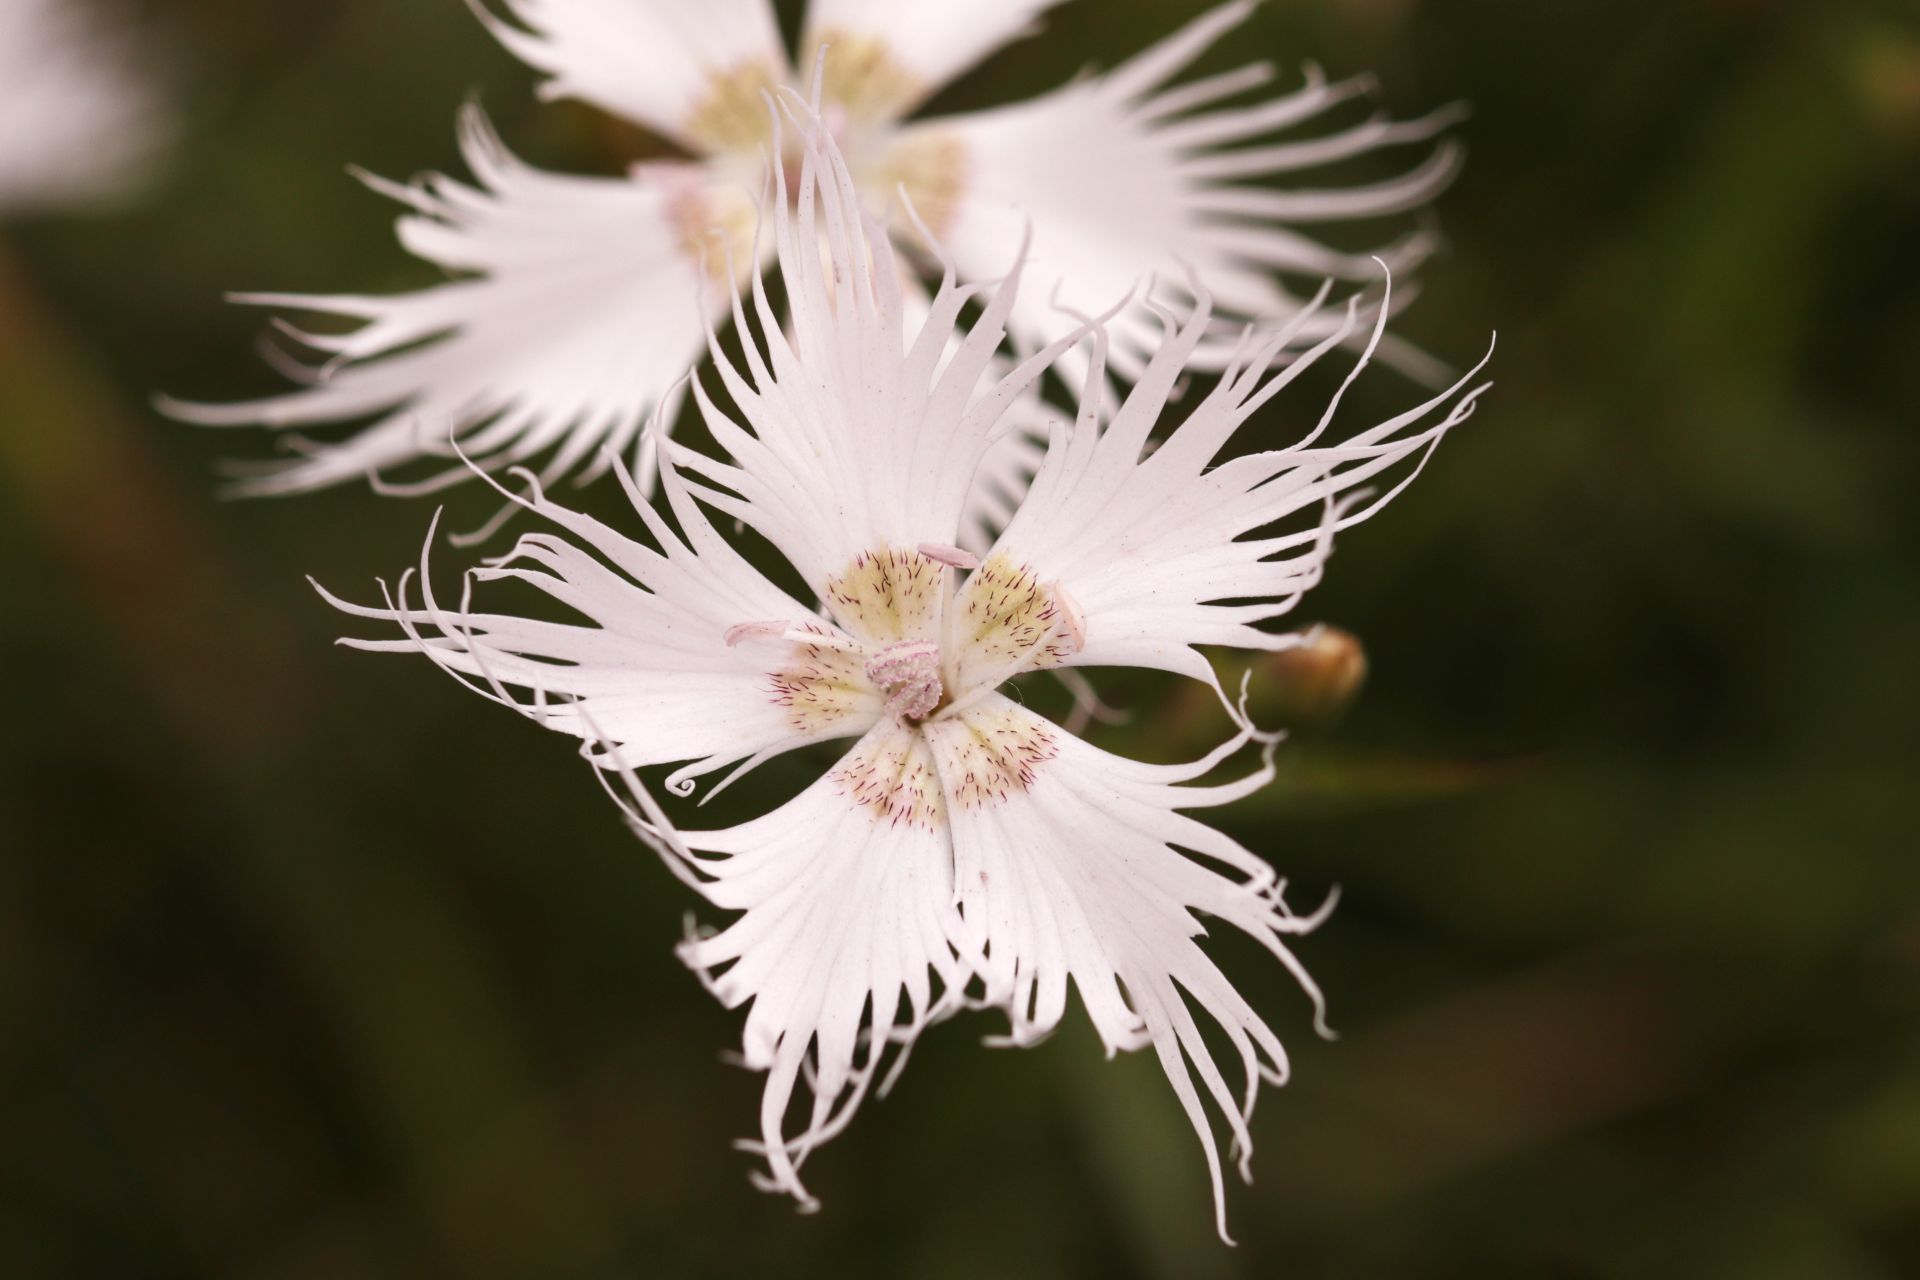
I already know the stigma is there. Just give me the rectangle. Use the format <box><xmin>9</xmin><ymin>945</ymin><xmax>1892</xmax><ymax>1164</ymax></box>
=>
<box><xmin>865</xmin><ymin>640</ymin><xmax>944</xmax><ymax>723</ymax></box>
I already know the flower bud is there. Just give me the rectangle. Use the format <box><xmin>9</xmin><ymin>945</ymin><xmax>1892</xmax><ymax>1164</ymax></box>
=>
<box><xmin>1260</xmin><ymin>625</ymin><xmax>1369</xmax><ymax>726</ymax></box>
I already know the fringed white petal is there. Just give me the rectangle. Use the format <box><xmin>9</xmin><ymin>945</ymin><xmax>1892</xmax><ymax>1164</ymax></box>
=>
<box><xmin>320</xmin><ymin>450</ymin><xmax>877</xmax><ymax>795</ymax></box>
<box><xmin>674</xmin><ymin>102</ymin><xmax>1078</xmax><ymax>599</ymax></box>
<box><xmin>924</xmin><ymin>694</ymin><xmax>1335</xmax><ymax>1243</ymax></box>
<box><xmin>893</xmin><ymin>0</ymin><xmax>1462</xmax><ymax>380</ymax></box>
<box><xmin>987</xmin><ymin>274</ymin><xmax>1494</xmax><ymax>696</ymax></box>
<box><xmin>645</xmin><ymin>721</ymin><xmax>971</xmax><ymax>1207</ymax></box>
<box><xmin>892</xmin><ymin>270</ymin><xmax>1061</xmax><ymax>557</ymax></box>
<box><xmin>962</xmin><ymin>422</ymin><xmax>1049</xmax><ymax>557</ymax></box>
<box><xmin>307</xmin><ymin>110</ymin><xmax>1488</xmax><ymax>1238</ymax></box>
<box><xmin>0</xmin><ymin>0</ymin><xmax>167</xmax><ymax>211</ymax></box>
<box><xmin>470</xmin><ymin>0</ymin><xmax>790</xmax><ymax>154</ymax></box>
<box><xmin>163</xmin><ymin>109</ymin><xmax>752</xmax><ymax>497</ymax></box>
<box><xmin>800</xmin><ymin>0</ymin><xmax>1070</xmax><ymax>121</ymax></box>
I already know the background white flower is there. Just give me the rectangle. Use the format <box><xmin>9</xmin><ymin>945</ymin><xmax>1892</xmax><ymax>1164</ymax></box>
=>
<box><xmin>323</xmin><ymin>108</ymin><xmax>1491</xmax><ymax>1239</ymax></box>
<box><xmin>0</xmin><ymin>0</ymin><xmax>168</xmax><ymax>214</ymax></box>
<box><xmin>166</xmin><ymin>0</ymin><xmax>1461</xmax><ymax>509</ymax></box>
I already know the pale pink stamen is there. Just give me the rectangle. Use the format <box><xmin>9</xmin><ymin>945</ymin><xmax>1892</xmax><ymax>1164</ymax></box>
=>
<box><xmin>864</xmin><ymin>640</ymin><xmax>944</xmax><ymax>722</ymax></box>
<box><xmin>917</xmin><ymin>542</ymin><xmax>980</xmax><ymax>571</ymax></box>
<box><xmin>725</xmin><ymin>620</ymin><xmax>791</xmax><ymax>647</ymax></box>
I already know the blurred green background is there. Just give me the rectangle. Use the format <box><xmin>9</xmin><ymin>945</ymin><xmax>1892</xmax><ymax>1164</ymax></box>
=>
<box><xmin>4</xmin><ymin>0</ymin><xmax>1919</xmax><ymax>1276</ymax></box>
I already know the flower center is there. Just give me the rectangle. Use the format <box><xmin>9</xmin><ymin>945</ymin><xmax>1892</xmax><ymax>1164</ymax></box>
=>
<box><xmin>864</xmin><ymin>640</ymin><xmax>944</xmax><ymax>723</ymax></box>
<box><xmin>736</xmin><ymin>546</ymin><xmax>1086</xmax><ymax>740</ymax></box>
<box><xmin>803</xmin><ymin>32</ymin><xmax>924</xmax><ymax>124</ymax></box>
<box><xmin>677</xmin><ymin>48</ymin><xmax>971</xmax><ymax>243</ymax></box>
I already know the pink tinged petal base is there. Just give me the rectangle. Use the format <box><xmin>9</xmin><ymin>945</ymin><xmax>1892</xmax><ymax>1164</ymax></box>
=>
<box><xmin>161</xmin><ymin>109</ymin><xmax>753</xmax><ymax>497</ymax></box>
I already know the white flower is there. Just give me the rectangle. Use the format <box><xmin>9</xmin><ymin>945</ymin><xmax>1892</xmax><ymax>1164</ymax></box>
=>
<box><xmin>166</xmin><ymin>0</ymin><xmax>1461</xmax><ymax>508</ymax></box>
<box><xmin>322</xmin><ymin>111</ymin><xmax>1491</xmax><ymax>1239</ymax></box>
<box><xmin>0</xmin><ymin>0</ymin><xmax>167</xmax><ymax>213</ymax></box>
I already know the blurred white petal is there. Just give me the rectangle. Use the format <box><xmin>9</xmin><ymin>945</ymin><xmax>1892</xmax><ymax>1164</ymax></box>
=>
<box><xmin>0</xmin><ymin>0</ymin><xmax>168</xmax><ymax>213</ymax></box>
<box><xmin>893</xmin><ymin>1</ymin><xmax>1462</xmax><ymax>379</ymax></box>
<box><xmin>164</xmin><ymin>109</ymin><xmax>758</xmax><ymax>496</ymax></box>
<box><xmin>800</xmin><ymin>0</ymin><xmax>1070</xmax><ymax>121</ymax></box>
<box><xmin>471</xmin><ymin>0</ymin><xmax>790</xmax><ymax>154</ymax></box>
